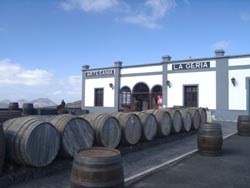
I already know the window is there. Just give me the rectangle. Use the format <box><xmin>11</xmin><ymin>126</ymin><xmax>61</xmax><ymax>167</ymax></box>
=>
<box><xmin>95</xmin><ymin>88</ymin><xmax>104</xmax><ymax>106</ymax></box>
<box><xmin>120</xmin><ymin>87</ymin><xmax>131</xmax><ymax>106</ymax></box>
<box><xmin>184</xmin><ymin>85</ymin><xmax>198</xmax><ymax>107</ymax></box>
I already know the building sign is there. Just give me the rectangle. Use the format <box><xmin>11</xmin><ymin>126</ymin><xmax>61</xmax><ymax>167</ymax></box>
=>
<box><xmin>172</xmin><ymin>61</ymin><xmax>210</xmax><ymax>70</ymax></box>
<box><xmin>85</xmin><ymin>69</ymin><xmax>115</xmax><ymax>77</ymax></box>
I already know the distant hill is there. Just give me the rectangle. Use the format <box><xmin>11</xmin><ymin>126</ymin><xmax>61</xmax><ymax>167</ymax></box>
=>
<box><xmin>65</xmin><ymin>100</ymin><xmax>81</xmax><ymax>108</ymax></box>
<box><xmin>0</xmin><ymin>98</ymin><xmax>57</xmax><ymax>109</ymax></box>
<box><xmin>31</xmin><ymin>98</ymin><xmax>57</xmax><ymax>108</ymax></box>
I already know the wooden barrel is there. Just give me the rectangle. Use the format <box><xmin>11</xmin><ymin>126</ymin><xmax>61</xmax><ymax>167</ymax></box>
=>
<box><xmin>110</xmin><ymin>112</ymin><xmax>141</xmax><ymax>145</ymax></box>
<box><xmin>48</xmin><ymin>114</ymin><xmax>95</xmax><ymax>157</ymax></box>
<box><xmin>3</xmin><ymin>116</ymin><xmax>60</xmax><ymax>167</ymax></box>
<box><xmin>71</xmin><ymin>147</ymin><xmax>124</xmax><ymax>188</ymax></box>
<box><xmin>199</xmin><ymin>108</ymin><xmax>207</xmax><ymax>123</ymax></box>
<box><xmin>22</xmin><ymin>103</ymin><xmax>34</xmax><ymax>115</ymax></box>
<box><xmin>0</xmin><ymin>124</ymin><xmax>5</xmax><ymax>176</ymax></box>
<box><xmin>146</xmin><ymin>110</ymin><xmax>172</xmax><ymax>137</ymax></box>
<box><xmin>80</xmin><ymin>113</ymin><xmax>121</xmax><ymax>148</ymax></box>
<box><xmin>165</xmin><ymin>109</ymin><xmax>183</xmax><ymax>133</ymax></box>
<box><xmin>188</xmin><ymin>108</ymin><xmax>201</xmax><ymax>130</ymax></box>
<box><xmin>237</xmin><ymin>115</ymin><xmax>250</xmax><ymax>136</ymax></box>
<box><xmin>9</xmin><ymin>102</ymin><xmax>19</xmax><ymax>111</ymax></box>
<box><xmin>197</xmin><ymin>123</ymin><xmax>223</xmax><ymax>156</ymax></box>
<box><xmin>178</xmin><ymin>109</ymin><xmax>192</xmax><ymax>132</ymax></box>
<box><xmin>134</xmin><ymin>112</ymin><xmax>157</xmax><ymax>141</ymax></box>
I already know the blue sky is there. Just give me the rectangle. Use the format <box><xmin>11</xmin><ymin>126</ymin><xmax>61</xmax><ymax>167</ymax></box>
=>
<box><xmin>0</xmin><ymin>0</ymin><xmax>250</xmax><ymax>103</ymax></box>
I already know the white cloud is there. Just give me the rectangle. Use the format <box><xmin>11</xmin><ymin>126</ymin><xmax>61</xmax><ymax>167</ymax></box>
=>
<box><xmin>0</xmin><ymin>59</ymin><xmax>53</xmax><ymax>86</ymax></box>
<box><xmin>211</xmin><ymin>40</ymin><xmax>231</xmax><ymax>50</ymax></box>
<box><xmin>122</xmin><ymin>0</ymin><xmax>176</xmax><ymax>29</ymax></box>
<box><xmin>52</xmin><ymin>76</ymin><xmax>81</xmax><ymax>102</ymax></box>
<box><xmin>0</xmin><ymin>58</ymin><xmax>82</xmax><ymax>103</ymax></box>
<box><xmin>61</xmin><ymin>0</ymin><xmax>120</xmax><ymax>12</ymax></box>
<box><xmin>61</xmin><ymin>0</ymin><xmax>176</xmax><ymax>29</ymax></box>
<box><xmin>240</xmin><ymin>12</ymin><xmax>250</xmax><ymax>22</ymax></box>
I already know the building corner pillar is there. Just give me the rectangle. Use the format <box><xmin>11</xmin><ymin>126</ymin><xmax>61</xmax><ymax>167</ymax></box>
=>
<box><xmin>162</xmin><ymin>55</ymin><xmax>171</xmax><ymax>108</ymax></box>
<box><xmin>81</xmin><ymin>65</ymin><xmax>89</xmax><ymax>109</ymax></box>
<box><xmin>114</xmin><ymin>61</ymin><xmax>122</xmax><ymax>112</ymax></box>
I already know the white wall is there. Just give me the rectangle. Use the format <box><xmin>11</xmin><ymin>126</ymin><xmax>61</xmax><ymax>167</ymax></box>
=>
<box><xmin>229</xmin><ymin>69</ymin><xmax>250</xmax><ymax>110</ymax></box>
<box><xmin>229</xmin><ymin>57</ymin><xmax>250</xmax><ymax>66</ymax></box>
<box><xmin>85</xmin><ymin>78</ymin><xmax>115</xmax><ymax>107</ymax></box>
<box><xmin>167</xmin><ymin>71</ymin><xmax>216</xmax><ymax>109</ymax></box>
<box><xmin>121</xmin><ymin>65</ymin><xmax>162</xmax><ymax>74</ymax></box>
<box><xmin>121</xmin><ymin>75</ymin><xmax>162</xmax><ymax>91</ymax></box>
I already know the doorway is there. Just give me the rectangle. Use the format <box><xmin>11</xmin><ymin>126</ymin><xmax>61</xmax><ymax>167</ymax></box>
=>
<box><xmin>184</xmin><ymin>85</ymin><xmax>198</xmax><ymax>107</ymax></box>
<box><xmin>132</xmin><ymin>83</ymin><xmax>150</xmax><ymax>111</ymax></box>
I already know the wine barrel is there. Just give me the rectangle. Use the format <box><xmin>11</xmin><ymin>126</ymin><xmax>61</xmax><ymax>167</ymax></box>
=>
<box><xmin>197</xmin><ymin>123</ymin><xmax>223</xmax><ymax>156</ymax></box>
<box><xmin>48</xmin><ymin>114</ymin><xmax>95</xmax><ymax>157</ymax></box>
<box><xmin>9</xmin><ymin>102</ymin><xmax>19</xmax><ymax>111</ymax></box>
<box><xmin>3</xmin><ymin>117</ymin><xmax>60</xmax><ymax>167</ymax></box>
<box><xmin>71</xmin><ymin>147</ymin><xmax>124</xmax><ymax>188</ymax></box>
<box><xmin>199</xmin><ymin>108</ymin><xmax>207</xmax><ymax>123</ymax></box>
<box><xmin>22</xmin><ymin>103</ymin><xmax>34</xmax><ymax>115</ymax></box>
<box><xmin>188</xmin><ymin>108</ymin><xmax>201</xmax><ymax>130</ymax></box>
<box><xmin>237</xmin><ymin>115</ymin><xmax>250</xmax><ymax>136</ymax></box>
<box><xmin>134</xmin><ymin>112</ymin><xmax>157</xmax><ymax>141</ymax></box>
<box><xmin>178</xmin><ymin>109</ymin><xmax>192</xmax><ymax>132</ymax></box>
<box><xmin>0</xmin><ymin>124</ymin><xmax>5</xmax><ymax>176</ymax></box>
<box><xmin>80</xmin><ymin>113</ymin><xmax>121</xmax><ymax>148</ymax></box>
<box><xmin>146</xmin><ymin>110</ymin><xmax>172</xmax><ymax>137</ymax></box>
<box><xmin>110</xmin><ymin>112</ymin><xmax>141</xmax><ymax>145</ymax></box>
<box><xmin>165</xmin><ymin>109</ymin><xmax>183</xmax><ymax>133</ymax></box>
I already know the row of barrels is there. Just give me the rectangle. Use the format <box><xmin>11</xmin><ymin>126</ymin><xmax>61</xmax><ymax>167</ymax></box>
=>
<box><xmin>0</xmin><ymin>107</ymin><xmax>208</xmax><ymax>173</ymax></box>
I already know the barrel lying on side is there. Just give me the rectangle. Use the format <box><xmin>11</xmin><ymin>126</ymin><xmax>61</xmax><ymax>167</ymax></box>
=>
<box><xmin>165</xmin><ymin>109</ymin><xmax>183</xmax><ymax>133</ymax></box>
<box><xmin>237</xmin><ymin>115</ymin><xmax>250</xmax><ymax>136</ymax></box>
<box><xmin>178</xmin><ymin>109</ymin><xmax>192</xmax><ymax>132</ymax></box>
<box><xmin>3</xmin><ymin>117</ymin><xmax>60</xmax><ymax>167</ymax></box>
<box><xmin>197</xmin><ymin>123</ymin><xmax>223</xmax><ymax>156</ymax></box>
<box><xmin>146</xmin><ymin>110</ymin><xmax>172</xmax><ymax>137</ymax></box>
<box><xmin>80</xmin><ymin>113</ymin><xmax>121</xmax><ymax>148</ymax></box>
<box><xmin>48</xmin><ymin>114</ymin><xmax>95</xmax><ymax>157</ymax></box>
<box><xmin>188</xmin><ymin>108</ymin><xmax>201</xmax><ymax>130</ymax></box>
<box><xmin>0</xmin><ymin>124</ymin><xmax>5</xmax><ymax>176</ymax></box>
<box><xmin>199</xmin><ymin>108</ymin><xmax>207</xmax><ymax>123</ymax></box>
<box><xmin>134</xmin><ymin>112</ymin><xmax>157</xmax><ymax>141</ymax></box>
<box><xmin>71</xmin><ymin>147</ymin><xmax>124</xmax><ymax>188</ymax></box>
<box><xmin>111</xmin><ymin>112</ymin><xmax>141</xmax><ymax>145</ymax></box>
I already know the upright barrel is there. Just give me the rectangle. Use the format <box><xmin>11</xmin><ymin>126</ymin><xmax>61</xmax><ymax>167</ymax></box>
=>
<box><xmin>146</xmin><ymin>110</ymin><xmax>172</xmax><ymax>137</ymax></box>
<box><xmin>111</xmin><ymin>112</ymin><xmax>141</xmax><ymax>145</ymax></box>
<box><xmin>237</xmin><ymin>115</ymin><xmax>250</xmax><ymax>136</ymax></box>
<box><xmin>134</xmin><ymin>112</ymin><xmax>157</xmax><ymax>141</ymax></box>
<box><xmin>179</xmin><ymin>109</ymin><xmax>192</xmax><ymax>132</ymax></box>
<box><xmin>165</xmin><ymin>109</ymin><xmax>183</xmax><ymax>133</ymax></box>
<box><xmin>70</xmin><ymin>147</ymin><xmax>124</xmax><ymax>188</ymax></box>
<box><xmin>3</xmin><ymin>117</ymin><xmax>60</xmax><ymax>167</ymax></box>
<box><xmin>80</xmin><ymin>113</ymin><xmax>121</xmax><ymax>148</ymax></box>
<box><xmin>22</xmin><ymin>103</ymin><xmax>34</xmax><ymax>115</ymax></box>
<box><xmin>48</xmin><ymin>114</ymin><xmax>95</xmax><ymax>157</ymax></box>
<box><xmin>188</xmin><ymin>108</ymin><xmax>201</xmax><ymax>130</ymax></box>
<box><xmin>197</xmin><ymin>123</ymin><xmax>223</xmax><ymax>156</ymax></box>
<box><xmin>9</xmin><ymin>102</ymin><xmax>19</xmax><ymax>111</ymax></box>
<box><xmin>0</xmin><ymin>124</ymin><xmax>5</xmax><ymax>176</ymax></box>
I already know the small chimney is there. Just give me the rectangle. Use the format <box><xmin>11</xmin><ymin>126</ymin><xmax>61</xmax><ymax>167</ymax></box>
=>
<box><xmin>215</xmin><ymin>49</ymin><xmax>225</xmax><ymax>57</ymax></box>
<box><xmin>162</xmin><ymin>55</ymin><xmax>172</xmax><ymax>63</ymax></box>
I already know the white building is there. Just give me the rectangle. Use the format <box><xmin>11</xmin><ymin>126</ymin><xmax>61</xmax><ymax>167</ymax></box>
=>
<box><xmin>81</xmin><ymin>50</ymin><xmax>250</xmax><ymax>121</ymax></box>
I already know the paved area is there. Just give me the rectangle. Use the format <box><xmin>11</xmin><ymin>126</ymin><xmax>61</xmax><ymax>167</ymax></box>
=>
<box><xmin>128</xmin><ymin>134</ymin><xmax>250</xmax><ymax>188</ymax></box>
<box><xmin>5</xmin><ymin>121</ymin><xmax>237</xmax><ymax>188</ymax></box>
